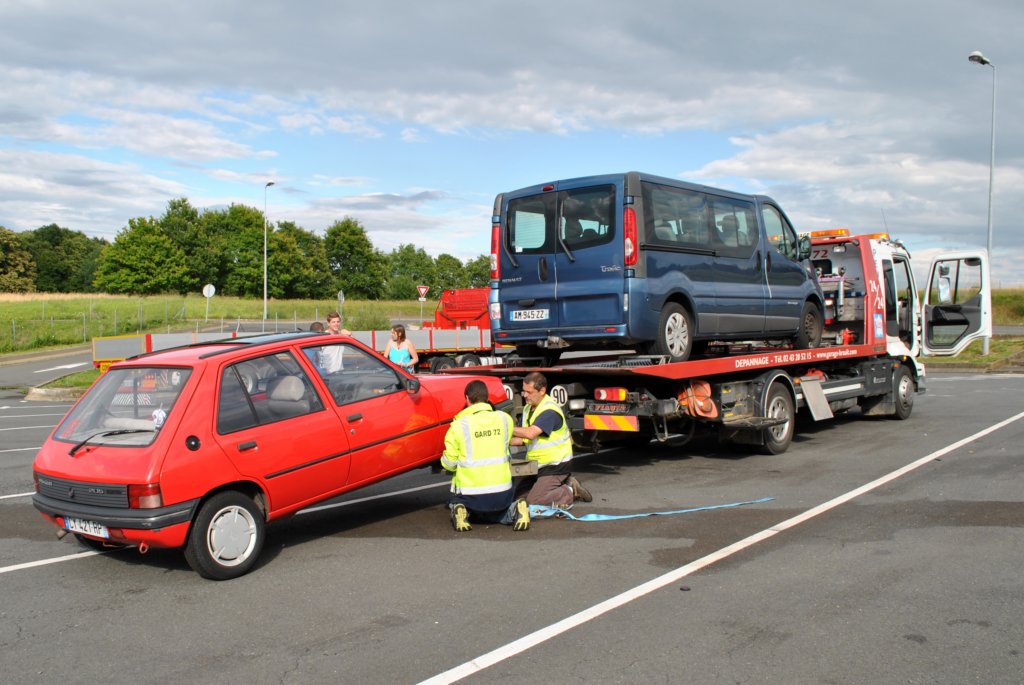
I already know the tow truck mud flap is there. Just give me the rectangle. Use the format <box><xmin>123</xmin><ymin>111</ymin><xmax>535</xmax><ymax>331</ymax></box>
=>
<box><xmin>797</xmin><ymin>377</ymin><xmax>834</xmax><ymax>421</ymax></box>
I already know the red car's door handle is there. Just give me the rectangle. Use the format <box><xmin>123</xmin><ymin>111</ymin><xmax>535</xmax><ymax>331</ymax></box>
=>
<box><xmin>238</xmin><ymin>441</ymin><xmax>257</xmax><ymax>451</ymax></box>
<box><xmin>347</xmin><ymin>413</ymin><xmax>363</xmax><ymax>422</ymax></box>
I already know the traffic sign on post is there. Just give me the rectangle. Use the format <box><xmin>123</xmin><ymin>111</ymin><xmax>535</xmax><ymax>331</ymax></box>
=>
<box><xmin>202</xmin><ymin>284</ymin><xmax>215</xmax><ymax>322</ymax></box>
<box><xmin>416</xmin><ymin>285</ymin><xmax>429</xmax><ymax>299</ymax></box>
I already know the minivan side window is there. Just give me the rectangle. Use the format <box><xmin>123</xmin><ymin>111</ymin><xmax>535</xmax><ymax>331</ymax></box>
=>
<box><xmin>709</xmin><ymin>196</ymin><xmax>757</xmax><ymax>259</ymax></box>
<box><xmin>762</xmin><ymin>205</ymin><xmax>799</xmax><ymax>260</ymax></box>
<box><xmin>642</xmin><ymin>182</ymin><xmax>712</xmax><ymax>251</ymax></box>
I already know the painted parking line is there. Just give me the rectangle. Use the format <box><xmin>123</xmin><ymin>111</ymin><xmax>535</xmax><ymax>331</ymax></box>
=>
<box><xmin>0</xmin><ymin>491</ymin><xmax>34</xmax><ymax>501</ymax></box>
<box><xmin>418</xmin><ymin>410</ymin><xmax>1024</xmax><ymax>685</ymax></box>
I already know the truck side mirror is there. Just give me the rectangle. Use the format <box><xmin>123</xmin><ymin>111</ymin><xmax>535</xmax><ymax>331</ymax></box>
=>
<box><xmin>938</xmin><ymin>276</ymin><xmax>952</xmax><ymax>305</ymax></box>
<box><xmin>797</xmin><ymin>235</ymin><xmax>812</xmax><ymax>261</ymax></box>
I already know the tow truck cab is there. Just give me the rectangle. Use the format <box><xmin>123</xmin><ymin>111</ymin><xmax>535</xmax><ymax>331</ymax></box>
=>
<box><xmin>809</xmin><ymin>228</ymin><xmax>991</xmax><ymax>360</ymax></box>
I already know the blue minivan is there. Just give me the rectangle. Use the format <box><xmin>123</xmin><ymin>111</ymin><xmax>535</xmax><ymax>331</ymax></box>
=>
<box><xmin>488</xmin><ymin>171</ymin><xmax>824</xmax><ymax>362</ymax></box>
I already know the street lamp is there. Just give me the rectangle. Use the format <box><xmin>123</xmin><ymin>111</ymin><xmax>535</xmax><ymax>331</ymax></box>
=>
<box><xmin>262</xmin><ymin>180</ymin><xmax>275</xmax><ymax>325</ymax></box>
<box><xmin>968</xmin><ymin>50</ymin><xmax>995</xmax><ymax>354</ymax></box>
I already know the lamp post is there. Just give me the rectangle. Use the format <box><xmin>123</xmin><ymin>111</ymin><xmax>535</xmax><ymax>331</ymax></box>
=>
<box><xmin>262</xmin><ymin>180</ymin><xmax>275</xmax><ymax>325</ymax></box>
<box><xmin>968</xmin><ymin>50</ymin><xmax>995</xmax><ymax>355</ymax></box>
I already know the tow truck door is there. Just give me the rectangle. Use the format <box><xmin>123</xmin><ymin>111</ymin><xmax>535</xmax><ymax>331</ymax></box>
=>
<box><xmin>921</xmin><ymin>252</ymin><xmax>992</xmax><ymax>356</ymax></box>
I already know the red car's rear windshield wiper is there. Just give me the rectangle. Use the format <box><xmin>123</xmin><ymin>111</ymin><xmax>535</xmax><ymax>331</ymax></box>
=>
<box><xmin>68</xmin><ymin>429</ymin><xmax>155</xmax><ymax>456</ymax></box>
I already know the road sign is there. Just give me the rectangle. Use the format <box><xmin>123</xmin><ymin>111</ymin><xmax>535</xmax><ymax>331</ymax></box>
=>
<box><xmin>416</xmin><ymin>285</ymin><xmax>430</xmax><ymax>298</ymax></box>
<box><xmin>202</xmin><ymin>284</ymin><xmax>216</xmax><ymax>298</ymax></box>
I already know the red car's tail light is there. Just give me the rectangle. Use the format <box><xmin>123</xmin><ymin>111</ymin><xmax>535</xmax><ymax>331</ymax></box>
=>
<box><xmin>129</xmin><ymin>483</ymin><xmax>163</xmax><ymax>509</ymax></box>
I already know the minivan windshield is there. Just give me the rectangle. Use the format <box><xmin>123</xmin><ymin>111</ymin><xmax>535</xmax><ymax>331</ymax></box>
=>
<box><xmin>53</xmin><ymin>367</ymin><xmax>193</xmax><ymax>448</ymax></box>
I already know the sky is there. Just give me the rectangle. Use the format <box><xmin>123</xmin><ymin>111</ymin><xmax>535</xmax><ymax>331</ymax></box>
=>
<box><xmin>1</xmin><ymin>0</ymin><xmax>1021</xmax><ymax>287</ymax></box>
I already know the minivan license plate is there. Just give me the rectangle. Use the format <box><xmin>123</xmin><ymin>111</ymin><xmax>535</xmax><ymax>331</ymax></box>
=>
<box><xmin>511</xmin><ymin>309</ymin><xmax>549</xmax><ymax>321</ymax></box>
<box><xmin>64</xmin><ymin>517</ymin><xmax>109</xmax><ymax>539</ymax></box>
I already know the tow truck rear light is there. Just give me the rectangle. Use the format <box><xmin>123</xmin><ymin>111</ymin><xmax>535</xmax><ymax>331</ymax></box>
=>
<box><xmin>595</xmin><ymin>387</ymin><xmax>628</xmax><ymax>401</ymax></box>
<box><xmin>128</xmin><ymin>483</ymin><xmax>163</xmax><ymax>509</ymax></box>
<box><xmin>490</xmin><ymin>222</ymin><xmax>501</xmax><ymax>280</ymax></box>
<box><xmin>623</xmin><ymin>207</ymin><xmax>637</xmax><ymax>267</ymax></box>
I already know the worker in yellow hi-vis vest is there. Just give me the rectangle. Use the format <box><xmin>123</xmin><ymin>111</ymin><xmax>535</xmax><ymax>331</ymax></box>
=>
<box><xmin>441</xmin><ymin>380</ymin><xmax>530</xmax><ymax>532</ymax></box>
<box><xmin>511</xmin><ymin>372</ymin><xmax>592</xmax><ymax>507</ymax></box>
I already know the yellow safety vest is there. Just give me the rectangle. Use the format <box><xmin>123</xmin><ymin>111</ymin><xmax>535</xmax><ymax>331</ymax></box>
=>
<box><xmin>522</xmin><ymin>394</ymin><xmax>572</xmax><ymax>468</ymax></box>
<box><xmin>441</xmin><ymin>403</ymin><xmax>514</xmax><ymax>495</ymax></box>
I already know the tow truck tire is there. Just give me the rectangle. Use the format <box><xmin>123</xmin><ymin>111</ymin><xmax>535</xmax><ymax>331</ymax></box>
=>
<box><xmin>429</xmin><ymin>356</ymin><xmax>456</xmax><ymax>373</ymax></box>
<box><xmin>456</xmin><ymin>353</ymin><xmax>482</xmax><ymax>367</ymax></box>
<box><xmin>759</xmin><ymin>383</ymin><xmax>795</xmax><ymax>455</ymax></box>
<box><xmin>647</xmin><ymin>303</ymin><xmax>693</xmax><ymax>362</ymax></box>
<box><xmin>185</xmin><ymin>491</ymin><xmax>265</xmax><ymax>580</ymax></box>
<box><xmin>892</xmin><ymin>365</ymin><xmax>914</xmax><ymax>420</ymax></box>
<box><xmin>794</xmin><ymin>301</ymin><xmax>823</xmax><ymax>349</ymax></box>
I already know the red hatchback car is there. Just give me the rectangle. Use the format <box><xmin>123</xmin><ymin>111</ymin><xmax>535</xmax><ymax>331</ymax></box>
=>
<box><xmin>32</xmin><ymin>332</ymin><xmax>510</xmax><ymax>579</ymax></box>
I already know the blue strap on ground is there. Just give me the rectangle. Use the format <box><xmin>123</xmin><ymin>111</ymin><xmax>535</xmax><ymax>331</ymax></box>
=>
<box><xmin>528</xmin><ymin>496</ymin><xmax>773</xmax><ymax>521</ymax></box>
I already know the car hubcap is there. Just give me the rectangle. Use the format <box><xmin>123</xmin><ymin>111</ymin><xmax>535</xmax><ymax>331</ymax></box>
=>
<box><xmin>207</xmin><ymin>505</ymin><xmax>258</xmax><ymax>567</ymax></box>
<box><xmin>665</xmin><ymin>312</ymin><xmax>689</xmax><ymax>356</ymax></box>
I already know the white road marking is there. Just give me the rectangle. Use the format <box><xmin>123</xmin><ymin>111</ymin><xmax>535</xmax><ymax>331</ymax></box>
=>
<box><xmin>0</xmin><ymin>447</ymin><xmax>41</xmax><ymax>453</ymax></box>
<box><xmin>0</xmin><ymin>491</ymin><xmax>34</xmax><ymax>500</ymax></box>
<box><xmin>417</xmin><ymin>409</ymin><xmax>1024</xmax><ymax>685</ymax></box>
<box><xmin>0</xmin><ymin>551</ymin><xmax>100</xmax><ymax>575</ymax></box>
<box><xmin>0</xmin><ymin>413</ymin><xmax>66</xmax><ymax>419</ymax></box>
<box><xmin>0</xmin><ymin>425</ymin><xmax>54</xmax><ymax>432</ymax></box>
<box><xmin>33</xmin><ymin>363</ymin><xmax>87</xmax><ymax>373</ymax></box>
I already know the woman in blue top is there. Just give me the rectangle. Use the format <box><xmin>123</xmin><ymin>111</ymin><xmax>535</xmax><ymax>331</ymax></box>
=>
<box><xmin>383</xmin><ymin>324</ymin><xmax>418</xmax><ymax>373</ymax></box>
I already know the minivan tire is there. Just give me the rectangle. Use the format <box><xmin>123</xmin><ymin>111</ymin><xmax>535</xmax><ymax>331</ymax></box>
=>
<box><xmin>647</xmin><ymin>303</ymin><xmax>693</xmax><ymax>363</ymax></box>
<box><xmin>793</xmin><ymin>301</ymin><xmax>823</xmax><ymax>349</ymax></box>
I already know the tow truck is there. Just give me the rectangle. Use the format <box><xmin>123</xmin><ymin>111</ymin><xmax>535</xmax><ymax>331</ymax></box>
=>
<box><xmin>459</xmin><ymin>230</ymin><xmax>991</xmax><ymax>454</ymax></box>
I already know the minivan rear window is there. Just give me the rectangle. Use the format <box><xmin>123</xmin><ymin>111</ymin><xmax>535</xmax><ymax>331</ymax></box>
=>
<box><xmin>507</xmin><ymin>185</ymin><xmax>615</xmax><ymax>254</ymax></box>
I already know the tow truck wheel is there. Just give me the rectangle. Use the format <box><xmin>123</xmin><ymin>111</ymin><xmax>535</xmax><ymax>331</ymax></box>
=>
<box><xmin>456</xmin><ymin>353</ymin><xmax>482</xmax><ymax>367</ymax></box>
<box><xmin>647</xmin><ymin>303</ymin><xmax>693</xmax><ymax>362</ymax></box>
<box><xmin>892</xmin><ymin>365</ymin><xmax>914</xmax><ymax>420</ymax></box>
<box><xmin>759</xmin><ymin>383</ymin><xmax>795</xmax><ymax>455</ymax></box>
<box><xmin>794</xmin><ymin>301</ymin><xmax>823</xmax><ymax>349</ymax></box>
<box><xmin>185</xmin><ymin>491</ymin><xmax>265</xmax><ymax>580</ymax></box>
<box><xmin>429</xmin><ymin>356</ymin><xmax>456</xmax><ymax>373</ymax></box>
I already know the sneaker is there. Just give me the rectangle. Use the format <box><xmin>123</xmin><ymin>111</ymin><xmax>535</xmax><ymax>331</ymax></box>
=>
<box><xmin>569</xmin><ymin>476</ymin><xmax>592</xmax><ymax>502</ymax></box>
<box><xmin>512</xmin><ymin>498</ymin><xmax>530</xmax><ymax>531</ymax></box>
<box><xmin>451</xmin><ymin>504</ymin><xmax>472</xmax><ymax>532</ymax></box>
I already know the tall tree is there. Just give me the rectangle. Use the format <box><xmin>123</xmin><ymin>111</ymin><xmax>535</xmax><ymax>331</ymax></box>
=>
<box><xmin>158</xmin><ymin>198</ymin><xmax>208</xmax><ymax>294</ymax></box>
<box><xmin>202</xmin><ymin>204</ymin><xmax>266</xmax><ymax>298</ymax></box>
<box><xmin>0</xmin><ymin>226</ymin><xmax>37</xmax><ymax>293</ymax></box>
<box><xmin>20</xmin><ymin>224</ymin><xmax>106</xmax><ymax>292</ymax></box>
<box><xmin>275</xmin><ymin>221</ymin><xmax>331</xmax><ymax>299</ymax></box>
<box><xmin>433</xmin><ymin>253</ymin><xmax>469</xmax><ymax>294</ymax></box>
<box><xmin>93</xmin><ymin>217</ymin><xmax>190</xmax><ymax>294</ymax></box>
<box><xmin>324</xmin><ymin>218</ymin><xmax>386</xmax><ymax>300</ymax></box>
<box><xmin>385</xmin><ymin>243</ymin><xmax>436</xmax><ymax>299</ymax></box>
<box><xmin>463</xmin><ymin>255</ymin><xmax>491</xmax><ymax>288</ymax></box>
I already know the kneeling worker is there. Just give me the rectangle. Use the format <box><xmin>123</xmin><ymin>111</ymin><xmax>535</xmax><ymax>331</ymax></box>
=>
<box><xmin>441</xmin><ymin>380</ymin><xmax>530</xmax><ymax>532</ymax></box>
<box><xmin>511</xmin><ymin>371</ymin><xmax>592</xmax><ymax>507</ymax></box>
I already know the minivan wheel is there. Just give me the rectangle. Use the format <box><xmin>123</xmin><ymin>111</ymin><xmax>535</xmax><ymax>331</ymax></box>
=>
<box><xmin>184</xmin><ymin>491</ymin><xmax>265</xmax><ymax>580</ymax></box>
<box><xmin>647</xmin><ymin>303</ymin><xmax>693</xmax><ymax>362</ymax></box>
<box><xmin>794</xmin><ymin>302</ymin><xmax>823</xmax><ymax>349</ymax></box>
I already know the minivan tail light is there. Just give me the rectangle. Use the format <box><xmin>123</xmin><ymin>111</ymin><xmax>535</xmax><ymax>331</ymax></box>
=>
<box><xmin>490</xmin><ymin>223</ymin><xmax>501</xmax><ymax>280</ymax></box>
<box><xmin>128</xmin><ymin>483</ymin><xmax>163</xmax><ymax>509</ymax></box>
<box><xmin>623</xmin><ymin>207</ymin><xmax>638</xmax><ymax>266</ymax></box>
